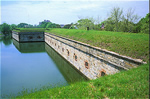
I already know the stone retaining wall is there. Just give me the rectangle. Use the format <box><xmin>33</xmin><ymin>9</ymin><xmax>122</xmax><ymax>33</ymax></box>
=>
<box><xmin>12</xmin><ymin>31</ymin><xmax>44</xmax><ymax>42</ymax></box>
<box><xmin>45</xmin><ymin>33</ymin><xmax>145</xmax><ymax>79</ymax></box>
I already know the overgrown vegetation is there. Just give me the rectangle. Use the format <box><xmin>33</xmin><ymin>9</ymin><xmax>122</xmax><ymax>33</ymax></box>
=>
<box><xmin>46</xmin><ymin>28</ymin><xmax>149</xmax><ymax>62</ymax></box>
<box><xmin>15</xmin><ymin>63</ymin><xmax>149</xmax><ymax>98</ymax></box>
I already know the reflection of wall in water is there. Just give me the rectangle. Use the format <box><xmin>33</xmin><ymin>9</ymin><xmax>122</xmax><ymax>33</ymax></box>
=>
<box><xmin>45</xmin><ymin>33</ymin><xmax>144</xmax><ymax>79</ymax></box>
<box><xmin>45</xmin><ymin>43</ymin><xmax>88</xmax><ymax>83</ymax></box>
<box><xmin>13</xmin><ymin>39</ymin><xmax>45</xmax><ymax>53</ymax></box>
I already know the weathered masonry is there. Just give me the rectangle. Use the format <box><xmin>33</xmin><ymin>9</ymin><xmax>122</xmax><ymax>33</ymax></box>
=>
<box><xmin>45</xmin><ymin>33</ymin><xmax>146</xmax><ymax>80</ymax></box>
<box><xmin>12</xmin><ymin>31</ymin><xmax>146</xmax><ymax>80</ymax></box>
<box><xmin>12</xmin><ymin>31</ymin><xmax>44</xmax><ymax>42</ymax></box>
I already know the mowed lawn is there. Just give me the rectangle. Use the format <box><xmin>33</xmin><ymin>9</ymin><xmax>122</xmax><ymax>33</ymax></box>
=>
<box><xmin>46</xmin><ymin>28</ymin><xmax>149</xmax><ymax>62</ymax></box>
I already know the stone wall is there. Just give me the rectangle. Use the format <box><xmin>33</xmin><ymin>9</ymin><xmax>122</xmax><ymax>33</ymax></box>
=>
<box><xmin>12</xmin><ymin>31</ymin><xmax>19</xmax><ymax>41</ymax></box>
<box><xmin>45</xmin><ymin>33</ymin><xmax>145</xmax><ymax>80</ymax></box>
<box><xmin>12</xmin><ymin>31</ymin><xmax>44</xmax><ymax>42</ymax></box>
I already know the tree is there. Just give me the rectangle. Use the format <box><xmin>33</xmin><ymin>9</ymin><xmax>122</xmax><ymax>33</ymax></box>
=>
<box><xmin>0</xmin><ymin>23</ymin><xmax>12</xmax><ymax>35</ymax></box>
<box><xmin>11</xmin><ymin>24</ymin><xmax>17</xmax><ymax>29</ymax></box>
<box><xmin>46</xmin><ymin>22</ymin><xmax>57</xmax><ymax>28</ymax></box>
<box><xmin>63</xmin><ymin>24</ymin><xmax>72</xmax><ymax>29</ymax></box>
<box><xmin>93</xmin><ymin>16</ymin><xmax>102</xmax><ymax>30</ymax></box>
<box><xmin>122</xmin><ymin>8</ymin><xmax>140</xmax><ymax>32</ymax></box>
<box><xmin>105</xmin><ymin>17</ymin><xmax>115</xmax><ymax>31</ymax></box>
<box><xmin>109</xmin><ymin>7</ymin><xmax>123</xmax><ymax>32</ymax></box>
<box><xmin>55</xmin><ymin>24</ymin><xmax>61</xmax><ymax>28</ymax></box>
<box><xmin>17</xmin><ymin>23</ymin><xmax>28</xmax><ymax>28</ymax></box>
<box><xmin>137</xmin><ymin>13</ymin><xmax>149</xmax><ymax>33</ymax></box>
<box><xmin>76</xmin><ymin>18</ymin><xmax>95</xmax><ymax>30</ymax></box>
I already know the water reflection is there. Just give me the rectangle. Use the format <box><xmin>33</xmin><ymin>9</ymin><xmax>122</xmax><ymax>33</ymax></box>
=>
<box><xmin>45</xmin><ymin>43</ymin><xmax>88</xmax><ymax>83</ymax></box>
<box><xmin>0</xmin><ymin>35</ymin><xmax>12</xmax><ymax>46</ymax></box>
<box><xmin>1</xmin><ymin>39</ymin><xmax>87</xmax><ymax>97</ymax></box>
<box><xmin>13</xmin><ymin>39</ymin><xmax>45</xmax><ymax>53</ymax></box>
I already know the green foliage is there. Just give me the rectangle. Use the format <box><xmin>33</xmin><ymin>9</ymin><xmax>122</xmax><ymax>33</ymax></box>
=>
<box><xmin>104</xmin><ymin>7</ymin><xmax>143</xmax><ymax>33</ymax></box>
<box><xmin>13</xmin><ymin>28</ymin><xmax>45</xmax><ymax>32</ymax></box>
<box><xmin>105</xmin><ymin>18</ymin><xmax>115</xmax><ymax>31</ymax></box>
<box><xmin>17</xmin><ymin>23</ymin><xmax>28</xmax><ymax>28</ymax></box>
<box><xmin>0</xmin><ymin>23</ymin><xmax>12</xmax><ymax>35</ymax></box>
<box><xmin>76</xmin><ymin>18</ymin><xmax>95</xmax><ymax>30</ymax></box>
<box><xmin>40</xmin><ymin>21</ymin><xmax>48</xmax><ymax>28</ymax></box>
<box><xmin>11</xmin><ymin>24</ymin><xmax>17</xmax><ymax>29</ymax></box>
<box><xmin>46</xmin><ymin>22</ymin><xmax>57</xmax><ymax>28</ymax></box>
<box><xmin>109</xmin><ymin>7</ymin><xmax>123</xmax><ymax>32</ymax></box>
<box><xmin>63</xmin><ymin>24</ymin><xmax>72</xmax><ymax>29</ymax></box>
<box><xmin>136</xmin><ymin>13</ymin><xmax>149</xmax><ymax>34</ymax></box>
<box><xmin>15</xmin><ymin>63</ymin><xmax>149</xmax><ymax>98</ymax></box>
<box><xmin>39</xmin><ymin>21</ymin><xmax>61</xmax><ymax>28</ymax></box>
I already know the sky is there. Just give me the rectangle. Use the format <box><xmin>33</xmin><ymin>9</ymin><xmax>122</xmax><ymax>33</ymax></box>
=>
<box><xmin>0</xmin><ymin>0</ymin><xmax>149</xmax><ymax>25</ymax></box>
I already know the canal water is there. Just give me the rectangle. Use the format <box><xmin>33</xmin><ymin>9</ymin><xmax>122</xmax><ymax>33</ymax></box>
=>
<box><xmin>0</xmin><ymin>36</ymin><xmax>87</xmax><ymax>97</ymax></box>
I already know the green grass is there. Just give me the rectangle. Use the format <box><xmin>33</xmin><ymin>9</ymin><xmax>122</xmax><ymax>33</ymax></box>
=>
<box><xmin>13</xmin><ymin>28</ymin><xmax>46</xmax><ymax>32</ymax></box>
<box><xmin>15</xmin><ymin>63</ymin><xmax>149</xmax><ymax>98</ymax></box>
<box><xmin>46</xmin><ymin>28</ymin><xmax>149</xmax><ymax>62</ymax></box>
<box><xmin>10</xmin><ymin>28</ymin><xmax>149</xmax><ymax>98</ymax></box>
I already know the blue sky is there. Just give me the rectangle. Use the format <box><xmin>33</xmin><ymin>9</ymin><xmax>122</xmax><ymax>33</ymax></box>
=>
<box><xmin>0</xmin><ymin>0</ymin><xmax>149</xmax><ymax>25</ymax></box>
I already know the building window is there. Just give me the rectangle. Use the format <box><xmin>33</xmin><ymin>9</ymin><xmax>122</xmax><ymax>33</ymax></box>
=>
<box><xmin>29</xmin><ymin>36</ymin><xmax>33</xmax><ymax>39</ymax></box>
<box><xmin>58</xmin><ymin>46</ymin><xmax>60</xmax><ymax>49</ymax></box>
<box><xmin>55</xmin><ymin>43</ymin><xmax>56</xmax><ymax>46</ymax></box>
<box><xmin>62</xmin><ymin>48</ymin><xmax>64</xmax><ymax>52</ymax></box>
<box><xmin>101</xmin><ymin>72</ymin><xmax>105</xmax><ymax>76</ymax></box>
<box><xmin>67</xmin><ymin>49</ymin><xmax>69</xmax><ymax>56</ymax></box>
<box><xmin>73</xmin><ymin>53</ymin><xmax>77</xmax><ymax>61</ymax></box>
<box><xmin>37</xmin><ymin>36</ymin><xmax>41</xmax><ymax>39</ymax></box>
<box><xmin>100</xmin><ymin>69</ymin><xmax>106</xmax><ymax>76</ymax></box>
<box><xmin>85</xmin><ymin>61</ymin><xmax>89</xmax><ymax>69</ymax></box>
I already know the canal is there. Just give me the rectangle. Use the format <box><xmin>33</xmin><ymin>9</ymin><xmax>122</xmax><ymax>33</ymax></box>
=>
<box><xmin>0</xmin><ymin>36</ymin><xmax>87</xmax><ymax>97</ymax></box>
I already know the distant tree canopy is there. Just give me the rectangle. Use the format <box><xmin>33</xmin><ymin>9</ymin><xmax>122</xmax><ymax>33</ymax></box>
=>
<box><xmin>17</xmin><ymin>23</ymin><xmax>28</xmax><ymax>28</ymax></box>
<box><xmin>11</xmin><ymin>24</ymin><xmax>17</xmax><ymax>29</ymax></box>
<box><xmin>63</xmin><ymin>24</ymin><xmax>72</xmax><ymax>29</ymax></box>
<box><xmin>0</xmin><ymin>9</ymin><xmax>149</xmax><ymax>34</ymax></box>
<box><xmin>135</xmin><ymin>13</ymin><xmax>149</xmax><ymax>34</ymax></box>
<box><xmin>104</xmin><ymin>7</ymin><xmax>141</xmax><ymax>32</ymax></box>
<box><xmin>0</xmin><ymin>23</ymin><xmax>12</xmax><ymax>35</ymax></box>
<box><xmin>39</xmin><ymin>21</ymin><xmax>61</xmax><ymax>28</ymax></box>
<box><xmin>75</xmin><ymin>18</ymin><xmax>95</xmax><ymax>30</ymax></box>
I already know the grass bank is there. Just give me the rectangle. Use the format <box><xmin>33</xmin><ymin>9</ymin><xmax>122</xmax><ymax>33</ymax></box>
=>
<box><xmin>16</xmin><ymin>63</ymin><xmax>149</xmax><ymax>98</ymax></box>
<box><xmin>13</xmin><ymin>28</ymin><xmax>45</xmax><ymax>32</ymax></box>
<box><xmin>12</xmin><ymin>28</ymin><xmax>149</xmax><ymax>98</ymax></box>
<box><xmin>46</xmin><ymin>28</ymin><xmax>149</xmax><ymax>62</ymax></box>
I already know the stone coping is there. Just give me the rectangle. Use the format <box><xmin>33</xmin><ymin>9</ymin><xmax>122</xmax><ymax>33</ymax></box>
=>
<box><xmin>45</xmin><ymin>32</ymin><xmax>146</xmax><ymax>65</ymax></box>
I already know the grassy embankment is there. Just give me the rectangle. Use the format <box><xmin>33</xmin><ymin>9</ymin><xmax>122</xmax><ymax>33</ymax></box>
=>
<box><xmin>15</xmin><ymin>28</ymin><xmax>149</xmax><ymax>98</ymax></box>
<box><xmin>46</xmin><ymin>28</ymin><xmax>149</xmax><ymax>62</ymax></box>
<box><xmin>16</xmin><ymin>64</ymin><xmax>149</xmax><ymax>98</ymax></box>
<box><xmin>13</xmin><ymin>28</ymin><xmax>45</xmax><ymax>32</ymax></box>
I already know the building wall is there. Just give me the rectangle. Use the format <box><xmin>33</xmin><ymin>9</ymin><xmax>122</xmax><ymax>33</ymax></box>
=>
<box><xmin>12</xmin><ymin>31</ymin><xmax>44</xmax><ymax>42</ymax></box>
<box><xmin>12</xmin><ymin>31</ymin><xmax>19</xmax><ymax>41</ymax></box>
<box><xmin>45</xmin><ymin>33</ymin><xmax>145</xmax><ymax>79</ymax></box>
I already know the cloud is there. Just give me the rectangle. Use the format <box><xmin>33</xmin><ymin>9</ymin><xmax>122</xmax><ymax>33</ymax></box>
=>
<box><xmin>1</xmin><ymin>0</ymin><xmax>149</xmax><ymax>25</ymax></box>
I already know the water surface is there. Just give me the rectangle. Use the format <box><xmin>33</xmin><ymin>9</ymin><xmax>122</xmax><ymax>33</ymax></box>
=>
<box><xmin>0</xmin><ymin>36</ymin><xmax>87</xmax><ymax>97</ymax></box>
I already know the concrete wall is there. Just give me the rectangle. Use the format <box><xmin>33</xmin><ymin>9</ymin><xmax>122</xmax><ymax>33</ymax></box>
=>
<box><xmin>12</xmin><ymin>31</ymin><xmax>44</xmax><ymax>42</ymax></box>
<box><xmin>45</xmin><ymin>33</ymin><xmax>145</xmax><ymax>79</ymax></box>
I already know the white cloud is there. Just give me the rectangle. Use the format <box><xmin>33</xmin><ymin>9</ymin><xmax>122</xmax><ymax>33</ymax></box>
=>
<box><xmin>1</xmin><ymin>0</ymin><xmax>149</xmax><ymax>25</ymax></box>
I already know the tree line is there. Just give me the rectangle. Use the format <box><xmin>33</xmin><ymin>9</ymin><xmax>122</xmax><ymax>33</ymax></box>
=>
<box><xmin>74</xmin><ymin>7</ymin><xmax>149</xmax><ymax>33</ymax></box>
<box><xmin>0</xmin><ymin>7</ymin><xmax>149</xmax><ymax>36</ymax></box>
